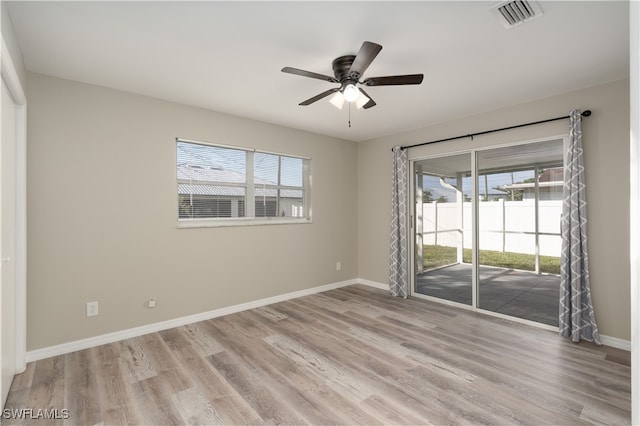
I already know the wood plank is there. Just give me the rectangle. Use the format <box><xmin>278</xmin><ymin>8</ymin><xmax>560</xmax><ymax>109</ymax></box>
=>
<box><xmin>131</xmin><ymin>375</ymin><xmax>184</xmax><ymax>425</ymax></box>
<box><xmin>169</xmin><ymin>344</ymin><xmax>262</xmax><ymax>425</ymax></box>
<box><xmin>25</xmin><ymin>355</ymin><xmax>66</xmax><ymax>425</ymax></box>
<box><xmin>139</xmin><ymin>332</ymin><xmax>191</xmax><ymax>393</ymax></box>
<box><xmin>179</xmin><ymin>322</ymin><xmax>224</xmax><ymax>357</ymax></box>
<box><xmin>117</xmin><ymin>337</ymin><xmax>157</xmax><ymax>383</ymax></box>
<box><xmin>172</xmin><ymin>386</ymin><xmax>226</xmax><ymax>425</ymax></box>
<box><xmin>207</xmin><ymin>350</ymin><xmax>306</xmax><ymax>425</ymax></box>
<box><xmin>62</xmin><ymin>349</ymin><xmax>102</xmax><ymax>425</ymax></box>
<box><xmin>91</xmin><ymin>343</ymin><xmax>144</xmax><ymax>426</ymax></box>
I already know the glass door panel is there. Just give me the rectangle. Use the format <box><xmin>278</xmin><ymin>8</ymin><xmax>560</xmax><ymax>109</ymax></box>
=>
<box><xmin>476</xmin><ymin>142</ymin><xmax>562</xmax><ymax>326</ymax></box>
<box><xmin>414</xmin><ymin>153</ymin><xmax>472</xmax><ymax>306</ymax></box>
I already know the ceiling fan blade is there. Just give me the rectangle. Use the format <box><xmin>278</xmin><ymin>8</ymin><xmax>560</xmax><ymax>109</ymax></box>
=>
<box><xmin>281</xmin><ymin>67</ymin><xmax>338</xmax><ymax>83</ymax></box>
<box><xmin>358</xmin><ymin>88</ymin><xmax>377</xmax><ymax>109</ymax></box>
<box><xmin>299</xmin><ymin>87</ymin><xmax>341</xmax><ymax>106</ymax></box>
<box><xmin>349</xmin><ymin>41</ymin><xmax>383</xmax><ymax>76</ymax></box>
<box><xmin>363</xmin><ymin>74</ymin><xmax>424</xmax><ymax>86</ymax></box>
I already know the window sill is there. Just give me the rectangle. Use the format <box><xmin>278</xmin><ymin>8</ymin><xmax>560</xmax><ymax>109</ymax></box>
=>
<box><xmin>177</xmin><ymin>217</ymin><xmax>312</xmax><ymax>229</ymax></box>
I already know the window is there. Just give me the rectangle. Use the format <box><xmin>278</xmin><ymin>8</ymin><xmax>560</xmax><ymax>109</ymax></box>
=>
<box><xmin>177</xmin><ymin>139</ymin><xmax>310</xmax><ymax>226</ymax></box>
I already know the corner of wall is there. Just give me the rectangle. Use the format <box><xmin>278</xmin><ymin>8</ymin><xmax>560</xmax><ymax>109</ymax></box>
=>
<box><xmin>1</xmin><ymin>2</ymin><xmax>28</xmax><ymax>90</ymax></box>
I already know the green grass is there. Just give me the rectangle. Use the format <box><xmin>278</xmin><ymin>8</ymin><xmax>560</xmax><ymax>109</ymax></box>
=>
<box><xmin>422</xmin><ymin>244</ymin><xmax>560</xmax><ymax>275</ymax></box>
<box><xmin>422</xmin><ymin>245</ymin><xmax>458</xmax><ymax>270</ymax></box>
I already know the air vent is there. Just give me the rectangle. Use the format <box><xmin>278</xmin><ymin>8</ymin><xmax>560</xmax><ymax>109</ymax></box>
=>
<box><xmin>491</xmin><ymin>0</ymin><xmax>543</xmax><ymax>29</ymax></box>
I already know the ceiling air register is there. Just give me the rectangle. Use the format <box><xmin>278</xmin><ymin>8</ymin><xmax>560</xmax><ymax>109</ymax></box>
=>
<box><xmin>491</xmin><ymin>0</ymin><xmax>543</xmax><ymax>29</ymax></box>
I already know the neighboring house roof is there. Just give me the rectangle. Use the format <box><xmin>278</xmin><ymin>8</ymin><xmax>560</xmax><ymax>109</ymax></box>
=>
<box><xmin>177</xmin><ymin>163</ymin><xmax>246</xmax><ymax>184</ymax></box>
<box><xmin>177</xmin><ymin>164</ymin><xmax>302</xmax><ymax>198</ymax></box>
<box><xmin>177</xmin><ymin>183</ymin><xmax>244</xmax><ymax>197</ymax></box>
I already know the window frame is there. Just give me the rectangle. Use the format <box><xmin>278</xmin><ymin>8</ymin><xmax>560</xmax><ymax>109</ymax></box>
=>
<box><xmin>176</xmin><ymin>138</ymin><xmax>311</xmax><ymax>228</ymax></box>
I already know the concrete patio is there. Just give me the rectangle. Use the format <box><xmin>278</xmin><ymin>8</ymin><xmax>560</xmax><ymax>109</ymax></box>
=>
<box><xmin>416</xmin><ymin>263</ymin><xmax>559</xmax><ymax>327</ymax></box>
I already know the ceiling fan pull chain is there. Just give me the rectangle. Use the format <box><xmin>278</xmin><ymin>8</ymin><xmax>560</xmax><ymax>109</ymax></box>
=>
<box><xmin>348</xmin><ymin>102</ymin><xmax>352</xmax><ymax>128</ymax></box>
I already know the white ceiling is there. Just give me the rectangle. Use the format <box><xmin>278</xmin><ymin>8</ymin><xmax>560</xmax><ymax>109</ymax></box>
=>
<box><xmin>6</xmin><ymin>1</ymin><xmax>629</xmax><ymax>142</ymax></box>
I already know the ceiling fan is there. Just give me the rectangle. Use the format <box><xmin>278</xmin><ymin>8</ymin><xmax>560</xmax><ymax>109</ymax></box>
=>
<box><xmin>281</xmin><ymin>41</ymin><xmax>424</xmax><ymax>110</ymax></box>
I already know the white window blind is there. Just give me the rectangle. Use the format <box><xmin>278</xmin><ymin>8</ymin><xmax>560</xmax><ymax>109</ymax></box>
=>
<box><xmin>177</xmin><ymin>139</ymin><xmax>310</xmax><ymax>225</ymax></box>
<box><xmin>254</xmin><ymin>152</ymin><xmax>305</xmax><ymax>218</ymax></box>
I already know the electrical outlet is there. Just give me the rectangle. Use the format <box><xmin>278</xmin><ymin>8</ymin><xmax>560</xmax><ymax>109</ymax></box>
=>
<box><xmin>147</xmin><ymin>299</ymin><xmax>156</xmax><ymax>308</ymax></box>
<box><xmin>336</xmin><ymin>261</ymin><xmax>341</xmax><ymax>271</ymax></box>
<box><xmin>86</xmin><ymin>301</ymin><xmax>99</xmax><ymax>317</ymax></box>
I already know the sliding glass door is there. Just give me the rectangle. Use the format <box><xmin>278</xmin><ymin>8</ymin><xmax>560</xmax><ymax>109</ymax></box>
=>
<box><xmin>414</xmin><ymin>138</ymin><xmax>564</xmax><ymax>327</ymax></box>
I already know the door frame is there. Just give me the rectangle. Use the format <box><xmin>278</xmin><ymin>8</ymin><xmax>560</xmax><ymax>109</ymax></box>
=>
<box><xmin>1</xmin><ymin>36</ymin><xmax>27</xmax><ymax>376</ymax></box>
<box><xmin>408</xmin><ymin>135</ymin><xmax>567</xmax><ymax>331</ymax></box>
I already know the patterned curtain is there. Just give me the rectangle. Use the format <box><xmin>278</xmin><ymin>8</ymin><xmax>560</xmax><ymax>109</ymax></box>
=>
<box><xmin>559</xmin><ymin>110</ymin><xmax>601</xmax><ymax>344</ymax></box>
<box><xmin>389</xmin><ymin>146</ymin><xmax>408</xmax><ymax>298</ymax></box>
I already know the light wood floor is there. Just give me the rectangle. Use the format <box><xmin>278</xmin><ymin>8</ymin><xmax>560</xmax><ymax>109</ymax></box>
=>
<box><xmin>4</xmin><ymin>285</ymin><xmax>631</xmax><ymax>425</ymax></box>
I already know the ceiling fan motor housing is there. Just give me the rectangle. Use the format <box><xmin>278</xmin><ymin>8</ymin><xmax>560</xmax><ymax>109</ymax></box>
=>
<box><xmin>332</xmin><ymin>55</ymin><xmax>358</xmax><ymax>84</ymax></box>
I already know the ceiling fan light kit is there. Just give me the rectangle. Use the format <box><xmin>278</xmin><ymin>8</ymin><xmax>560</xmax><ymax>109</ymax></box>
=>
<box><xmin>343</xmin><ymin>84</ymin><xmax>360</xmax><ymax>102</ymax></box>
<box><xmin>281</xmin><ymin>41</ymin><xmax>424</xmax><ymax>114</ymax></box>
<box><xmin>329</xmin><ymin>92</ymin><xmax>345</xmax><ymax>110</ymax></box>
<box><xmin>328</xmin><ymin>90</ymin><xmax>371</xmax><ymax>111</ymax></box>
<box><xmin>354</xmin><ymin>91</ymin><xmax>371</xmax><ymax>109</ymax></box>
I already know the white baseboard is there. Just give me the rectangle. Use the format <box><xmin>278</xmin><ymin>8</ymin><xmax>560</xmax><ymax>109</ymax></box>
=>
<box><xmin>600</xmin><ymin>334</ymin><xmax>631</xmax><ymax>351</ymax></box>
<box><xmin>26</xmin><ymin>277</ymin><xmax>630</xmax><ymax>362</ymax></box>
<box><xmin>356</xmin><ymin>278</ymin><xmax>389</xmax><ymax>291</ymax></box>
<box><xmin>26</xmin><ymin>278</ymin><xmax>359</xmax><ymax>363</ymax></box>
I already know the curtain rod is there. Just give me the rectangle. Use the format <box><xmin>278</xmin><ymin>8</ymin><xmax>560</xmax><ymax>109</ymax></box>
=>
<box><xmin>396</xmin><ymin>109</ymin><xmax>591</xmax><ymax>151</ymax></box>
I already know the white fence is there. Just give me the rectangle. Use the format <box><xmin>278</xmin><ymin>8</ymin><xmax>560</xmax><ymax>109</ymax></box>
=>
<box><xmin>422</xmin><ymin>199</ymin><xmax>562</xmax><ymax>257</ymax></box>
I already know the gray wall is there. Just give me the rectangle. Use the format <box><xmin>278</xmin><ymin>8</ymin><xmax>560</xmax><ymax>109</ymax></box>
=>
<box><xmin>26</xmin><ymin>73</ymin><xmax>358</xmax><ymax>350</ymax></box>
<box><xmin>358</xmin><ymin>79</ymin><xmax>631</xmax><ymax>341</ymax></box>
<box><xmin>24</xmin><ymin>71</ymin><xmax>632</xmax><ymax>349</ymax></box>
